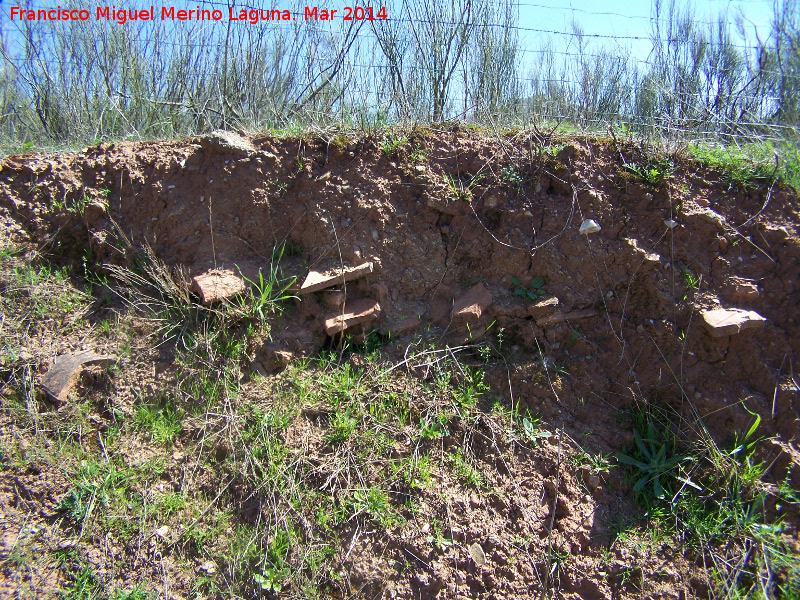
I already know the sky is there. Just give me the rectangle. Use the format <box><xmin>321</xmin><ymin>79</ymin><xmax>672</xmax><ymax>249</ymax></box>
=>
<box><xmin>515</xmin><ymin>0</ymin><xmax>777</xmax><ymax>61</ymax></box>
<box><xmin>0</xmin><ymin>0</ymin><xmax>780</xmax><ymax>71</ymax></box>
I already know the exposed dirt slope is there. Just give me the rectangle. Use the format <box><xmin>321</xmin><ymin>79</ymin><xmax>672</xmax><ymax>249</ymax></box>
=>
<box><xmin>2</xmin><ymin>129</ymin><xmax>798</xmax><ymax>440</ymax></box>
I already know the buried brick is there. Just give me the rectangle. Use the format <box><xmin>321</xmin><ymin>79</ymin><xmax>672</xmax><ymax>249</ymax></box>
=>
<box><xmin>299</xmin><ymin>262</ymin><xmax>374</xmax><ymax>295</ymax></box>
<box><xmin>324</xmin><ymin>299</ymin><xmax>381</xmax><ymax>335</ymax></box>
<box><xmin>452</xmin><ymin>282</ymin><xmax>492</xmax><ymax>325</ymax></box>
<box><xmin>380</xmin><ymin>316</ymin><xmax>421</xmax><ymax>337</ymax></box>
<box><xmin>191</xmin><ymin>269</ymin><xmax>245</xmax><ymax>304</ymax></box>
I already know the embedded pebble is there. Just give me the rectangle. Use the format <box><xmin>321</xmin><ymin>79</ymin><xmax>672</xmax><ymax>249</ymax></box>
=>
<box><xmin>579</xmin><ymin>219</ymin><xmax>601</xmax><ymax>235</ymax></box>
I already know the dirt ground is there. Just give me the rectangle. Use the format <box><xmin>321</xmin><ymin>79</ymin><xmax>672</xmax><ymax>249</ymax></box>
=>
<box><xmin>0</xmin><ymin>127</ymin><xmax>798</xmax><ymax>599</ymax></box>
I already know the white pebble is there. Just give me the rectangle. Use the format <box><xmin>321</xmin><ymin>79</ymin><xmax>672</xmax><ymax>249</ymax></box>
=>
<box><xmin>579</xmin><ymin>219</ymin><xmax>601</xmax><ymax>235</ymax></box>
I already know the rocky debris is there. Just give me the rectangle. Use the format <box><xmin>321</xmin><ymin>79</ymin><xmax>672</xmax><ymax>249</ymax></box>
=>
<box><xmin>701</xmin><ymin>308</ymin><xmax>766</xmax><ymax>338</ymax></box>
<box><xmin>526</xmin><ymin>297</ymin><xmax>560</xmax><ymax>319</ymax></box>
<box><xmin>579</xmin><ymin>466</ymin><xmax>602</xmax><ymax>491</ymax></box>
<box><xmin>664</xmin><ymin>218</ymin><xmax>679</xmax><ymax>229</ymax></box>
<box><xmin>626</xmin><ymin>237</ymin><xmax>661</xmax><ymax>266</ymax></box>
<box><xmin>191</xmin><ymin>269</ymin><xmax>245</xmax><ymax>304</ymax></box>
<box><xmin>469</xmin><ymin>542</ymin><xmax>487</xmax><ymax>566</ymax></box>
<box><xmin>427</xmin><ymin>196</ymin><xmax>464</xmax><ymax>216</ymax></box>
<box><xmin>41</xmin><ymin>350</ymin><xmax>117</xmax><ymax>402</ymax></box>
<box><xmin>198</xmin><ymin>130</ymin><xmax>255</xmax><ymax>154</ymax></box>
<box><xmin>579</xmin><ymin>219</ymin><xmax>601</xmax><ymax>234</ymax></box>
<box><xmin>726</xmin><ymin>277</ymin><xmax>759</xmax><ymax>302</ymax></box>
<box><xmin>382</xmin><ymin>316</ymin><xmax>421</xmax><ymax>337</ymax></box>
<box><xmin>536</xmin><ymin>309</ymin><xmax>599</xmax><ymax>328</ymax></box>
<box><xmin>452</xmin><ymin>282</ymin><xmax>492</xmax><ymax>325</ymax></box>
<box><xmin>260</xmin><ymin>348</ymin><xmax>294</xmax><ymax>373</ymax></box>
<box><xmin>299</xmin><ymin>262</ymin><xmax>374</xmax><ymax>295</ymax></box>
<box><xmin>324</xmin><ymin>299</ymin><xmax>381</xmax><ymax>335</ymax></box>
<box><xmin>699</xmin><ymin>208</ymin><xmax>726</xmax><ymax>229</ymax></box>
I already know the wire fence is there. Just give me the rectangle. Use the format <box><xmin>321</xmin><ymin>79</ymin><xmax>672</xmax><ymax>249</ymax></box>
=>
<box><xmin>0</xmin><ymin>0</ymin><xmax>798</xmax><ymax>147</ymax></box>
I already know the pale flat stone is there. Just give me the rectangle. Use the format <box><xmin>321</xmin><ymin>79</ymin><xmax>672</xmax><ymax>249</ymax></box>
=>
<box><xmin>527</xmin><ymin>296</ymin><xmax>560</xmax><ymax>319</ymax></box>
<box><xmin>41</xmin><ymin>350</ymin><xmax>117</xmax><ymax>402</ymax></box>
<box><xmin>701</xmin><ymin>308</ymin><xmax>766</xmax><ymax>338</ymax></box>
<box><xmin>452</xmin><ymin>282</ymin><xmax>492</xmax><ymax>324</ymax></box>
<box><xmin>536</xmin><ymin>309</ymin><xmax>599</xmax><ymax>328</ymax></box>
<box><xmin>469</xmin><ymin>542</ymin><xmax>487</xmax><ymax>566</ymax></box>
<box><xmin>324</xmin><ymin>299</ymin><xmax>381</xmax><ymax>335</ymax></box>
<box><xmin>191</xmin><ymin>269</ymin><xmax>245</xmax><ymax>304</ymax></box>
<box><xmin>299</xmin><ymin>262</ymin><xmax>374</xmax><ymax>295</ymax></box>
<box><xmin>199</xmin><ymin>130</ymin><xmax>254</xmax><ymax>154</ymax></box>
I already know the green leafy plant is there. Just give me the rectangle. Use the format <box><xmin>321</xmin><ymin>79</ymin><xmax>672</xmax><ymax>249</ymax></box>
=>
<box><xmin>448</xmin><ymin>447</ymin><xmax>485</xmax><ymax>488</ymax></box>
<box><xmin>616</xmin><ymin>421</ymin><xmax>693</xmax><ymax>500</ymax></box>
<box><xmin>253</xmin><ymin>567</ymin><xmax>287</xmax><ymax>594</ymax></box>
<box><xmin>381</xmin><ymin>135</ymin><xmax>407</xmax><ymax>156</ymax></box>
<box><xmin>443</xmin><ymin>172</ymin><xmax>483</xmax><ymax>201</ymax></box>
<box><xmin>624</xmin><ymin>158</ymin><xmax>676</xmax><ymax>185</ymax></box>
<box><xmin>502</xmin><ymin>166</ymin><xmax>523</xmax><ymax>186</ymax></box>
<box><xmin>521</xmin><ymin>416</ymin><xmax>552</xmax><ymax>446</ymax></box>
<box><xmin>512</xmin><ymin>277</ymin><xmax>546</xmax><ymax>300</ymax></box>
<box><xmin>571</xmin><ymin>451</ymin><xmax>614</xmax><ymax>473</ymax></box>
<box><xmin>409</xmin><ymin>143</ymin><xmax>428</xmax><ymax>163</ymax></box>
<box><xmin>326</xmin><ymin>407</ymin><xmax>357</xmax><ymax>444</ymax></box>
<box><xmin>681</xmin><ymin>269</ymin><xmax>701</xmax><ymax>301</ymax></box>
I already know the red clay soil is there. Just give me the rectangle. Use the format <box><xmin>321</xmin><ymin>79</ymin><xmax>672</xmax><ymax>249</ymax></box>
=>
<box><xmin>0</xmin><ymin>127</ymin><xmax>799</xmax><ymax>598</ymax></box>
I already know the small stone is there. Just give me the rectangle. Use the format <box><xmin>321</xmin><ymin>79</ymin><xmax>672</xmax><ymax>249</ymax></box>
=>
<box><xmin>324</xmin><ymin>299</ymin><xmax>381</xmax><ymax>335</ymax></box>
<box><xmin>535</xmin><ymin>183</ymin><xmax>543</xmax><ymax>193</ymax></box>
<box><xmin>701</xmin><ymin>308</ymin><xmax>766</xmax><ymax>338</ymax></box>
<box><xmin>415</xmin><ymin>165</ymin><xmax>426</xmax><ymax>173</ymax></box>
<box><xmin>199</xmin><ymin>561</ymin><xmax>217</xmax><ymax>574</ymax></box>
<box><xmin>664</xmin><ymin>218</ymin><xmax>679</xmax><ymax>228</ymax></box>
<box><xmin>579</xmin><ymin>219</ymin><xmax>601</xmax><ymax>235</ymax></box>
<box><xmin>191</xmin><ymin>269</ymin><xmax>245</xmax><ymax>304</ymax></box>
<box><xmin>469</xmin><ymin>542</ymin><xmax>487</xmax><ymax>566</ymax></box>
<box><xmin>536</xmin><ymin>309</ymin><xmax>599</xmax><ymax>328</ymax></box>
<box><xmin>155</xmin><ymin>526</ymin><xmax>170</xmax><ymax>540</ymax></box>
<box><xmin>317</xmin><ymin>171</ymin><xmax>331</xmax><ymax>181</ymax></box>
<box><xmin>263</xmin><ymin>349</ymin><xmax>293</xmax><ymax>373</ymax></box>
<box><xmin>199</xmin><ymin>130</ymin><xmax>254</xmax><ymax>154</ymax></box>
<box><xmin>526</xmin><ymin>297</ymin><xmax>559</xmax><ymax>319</ymax></box>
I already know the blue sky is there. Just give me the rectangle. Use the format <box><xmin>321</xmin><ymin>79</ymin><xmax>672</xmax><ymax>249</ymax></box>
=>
<box><xmin>516</xmin><ymin>0</ymin><xmax>776</xmax><ymax>61</ymax></box>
